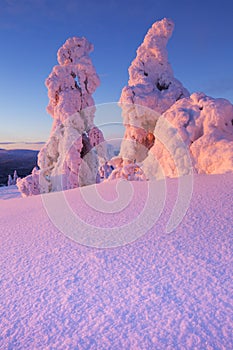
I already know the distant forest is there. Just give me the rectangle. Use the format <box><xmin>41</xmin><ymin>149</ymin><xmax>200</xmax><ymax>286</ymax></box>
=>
<box><xmin>0</xmin><ymin>149</ymin><xmax>38</xmax><ymax>186</ymax></box>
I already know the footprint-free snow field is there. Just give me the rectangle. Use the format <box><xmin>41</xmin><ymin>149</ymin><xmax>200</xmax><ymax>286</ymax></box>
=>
<box><xmin>0</xmin><ymin>174</ymin><xmax>232</xmax><ymax>349</ymax></box>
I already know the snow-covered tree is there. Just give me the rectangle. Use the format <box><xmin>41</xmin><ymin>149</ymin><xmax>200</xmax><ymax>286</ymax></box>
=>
<box><xmin>111</xmin><ymin>18</ymin><xmax>189</xmax><ymax>173</ymax></box>
<box><xmin>7</xmin><ymin>170</ymin><xmax>18</xmax><ymax>186</ymax></box>
<box><xmin>13</xmin><ymin>170</ymin><xmax>18</xmax><ymax>184</ymax></box>
<box><xmin>7</xmin><ymin>175</ymin><xmax>13</xmax><ymax>187</ymax></box>
<box><xmin>16</xmin><ymin>167</ymin><xmax>40</xmax><ymax>196</ymax></box>
<box><xmin>142</xmin><ymin>92</ymin><xmax>233</xmax><ymax>179</ymax></box>
<box><xmin>17</xmin><ymin>37</ymin><xmax>107</xmax><ymax>197</ymax></box>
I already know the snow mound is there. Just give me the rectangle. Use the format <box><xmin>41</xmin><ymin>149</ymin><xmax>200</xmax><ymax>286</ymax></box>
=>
<box><xmin>1</xmin><ymin>174</ymin><xmax>233</xmax><ymax>349</ymax></box>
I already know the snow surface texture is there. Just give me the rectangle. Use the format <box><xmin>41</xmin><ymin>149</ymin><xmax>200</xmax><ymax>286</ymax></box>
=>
<box><xmin>0</xmin><ymin>185</ymin><xmax>21</xmax><ymax>200</ymax></box>
<box><xmin>114</xmin><ymin>18</ymin><xmax>189</xmax><ymax>171</ymax></box>
<box><xmin>17</xmin><ymin>37</ymin><xmax>107</xmax><ymax>197</ymax></box>
<box><xmin>142</xmin><ymin>92</ymin><xmax>233</xmax><ymax>179</ymax></box>
<box><xmin>1</xmin><ymin>174</ymin><xmax>233</xmax><ymax>349</ymax></box>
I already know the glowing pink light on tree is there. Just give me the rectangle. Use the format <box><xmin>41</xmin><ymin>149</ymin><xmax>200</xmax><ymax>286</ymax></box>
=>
<box><xmin>17</xmin><ymin>37</ymin><xmax>107</xmax><ymax>197</ymax></box>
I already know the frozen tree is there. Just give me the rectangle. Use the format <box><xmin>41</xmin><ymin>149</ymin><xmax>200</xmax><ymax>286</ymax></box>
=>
<box><xmin>13</xmin><ymin>170</ymin><xmax>18</xmax><ymax>185</ymax></box>
<box><xmin>7</xmin><ymin>170</ymin><xmax>18</xmax><ymax>186</ymax></box>
<box><xmin>17</xmin><ymin>37</ymin><xmax>107</xmax><ymax>196</ymax></box>
<box><xmin>111</xmin><ymin>18</ymin><xmax>189</xmax><ymax>174</ymax></box>
<box><xmin>108</xmin><ymin>18</ymin><xmax>233</xmax><ymax>180</ymax></box>
<box><xmin>142</xmin><ymin>93</ymin><xmax>233</xmax><ymax>178</ymax></box>
<box><xmin>16</xmin><ymin>167</ymin><xmax>40</xmax><ymax>197</ymax></box>
<box><xmin>7</xmin><ymin>175</ymin><xmax>13</xmax><ymax>187</ymax></box>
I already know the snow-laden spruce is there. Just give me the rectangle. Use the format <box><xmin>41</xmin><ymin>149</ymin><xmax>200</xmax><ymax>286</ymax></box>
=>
<box><xmin>1</xmin><ymin>173</ymin><xmax>233</xmax><ymax>348</ymax></box>
<box><xmin>17</xmin><ymin>37</ymin><xmax>107</xmax><ymax>197</ymax></box>
<box><xmin>109</xmin><ymin>18</ymin><xmax>233</xmax><ymax>180</ymax></box>
<box><xmin>8</xmin><ymin>170</ymin><xmax>18</xmax><ymax>186</ymax></box>
<box><xmin>109</xmin><ymin>18</ymin><xmax>189</xmax><ymax>177</ymax></box>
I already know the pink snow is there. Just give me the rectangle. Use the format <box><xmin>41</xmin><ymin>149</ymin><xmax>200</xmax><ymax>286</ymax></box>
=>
<box><xmin>116</xmin><ymin>18</ymin><xmax>189</xmax><ymax>169</ymax></box>
<box><xmin>113</xmin><ymin>18</ymin><xmax>233</xmax><ymax>179</ymax></box>
<box><xmin>142</xmin><ymin>92</ymin><xmax>233</xmax><ymax>179</ymax></box>
<box><xmin>1</xmin><ymin>173</ymin><xmax>232</xmax><ymax>349</ymax></box>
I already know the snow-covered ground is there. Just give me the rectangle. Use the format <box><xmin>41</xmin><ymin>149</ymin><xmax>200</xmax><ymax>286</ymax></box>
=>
<box><xmin>0</xmin><ymin>185</ymin><xmax>21</xmax><ymax>200</ymax></box>
<box><xmin>0</xmin><ymin>174</ymin><xmax>232</xmax><ymax>349</ymax></box>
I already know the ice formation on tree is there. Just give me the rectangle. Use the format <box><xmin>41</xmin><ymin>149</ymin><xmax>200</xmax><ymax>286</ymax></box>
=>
<box><xmin>17</xmin><ymin>37</ymin><xmax>107</xmax><ymax>197</ymax></box>
<box><xmin>110</xmin><ymin>18</ymin><xmax>189</xmax><ymax>174</ymax></box>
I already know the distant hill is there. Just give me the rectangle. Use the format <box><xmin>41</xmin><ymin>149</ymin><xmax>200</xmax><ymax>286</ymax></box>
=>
<box><xmin>0</xmin><ymin>149</ymin><xmax>39</xmax><ymax>186</ymax></box>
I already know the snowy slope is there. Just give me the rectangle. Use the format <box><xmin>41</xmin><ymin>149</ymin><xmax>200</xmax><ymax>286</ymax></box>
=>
<box><xmin>0</xmin><ymin>185</ymin><xmax>21</xmax><ymax>200</ymax></box>
<box><xmin>0</xmin><ymin>174</ymin><xmax>232</xmax><ymax>349</ymax></box>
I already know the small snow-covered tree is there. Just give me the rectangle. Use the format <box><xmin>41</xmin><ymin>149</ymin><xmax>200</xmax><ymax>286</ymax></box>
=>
<box><xmin>17</xmin><ymin>37</ymin><xmax>107</xmax><ymax>196</ymax></box>
<box><xmin>7</xmin><ymin>174</ymin><xmax>13</xmax><ymax>187</ymax></box>
<box><xmin>16</xmin><ymin>167</ymin><xmax>40</xmax><ymax>197</ymax></box>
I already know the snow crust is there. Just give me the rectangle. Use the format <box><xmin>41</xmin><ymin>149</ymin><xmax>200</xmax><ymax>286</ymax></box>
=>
<box><xmin>1</xmin><ymin>174</ymin><xmax>233</xmax><ymax>349</ymax></box>
<box><xmin>17</xmin><ymin>37</ymin><xmax>107</xmax><ymax>197</ymax></box>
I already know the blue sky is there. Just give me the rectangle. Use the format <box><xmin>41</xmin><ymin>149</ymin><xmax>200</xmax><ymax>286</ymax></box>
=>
<box><xmin>0</xmin><ymin>0</ymin><xmax>232</xmax><ymax>144</ymax></box>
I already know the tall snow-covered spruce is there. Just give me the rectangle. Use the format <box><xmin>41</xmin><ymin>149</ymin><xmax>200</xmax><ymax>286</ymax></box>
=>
<box><xmin>17</xmin><ymin>37</ymin><xmax>107</xmax><ymax>197</ymax></box>
<box><xmin>109</xmin><ymin>18</ymin><xmax>189</xmax><ymax>179</ymax></box>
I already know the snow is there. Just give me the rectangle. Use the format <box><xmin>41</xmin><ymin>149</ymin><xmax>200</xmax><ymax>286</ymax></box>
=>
<box><xmin>1</xmin><ymin>173</ymin><xmax>232</xmax><ymax>349</ymax></box>
<box><xmin>0</xmin><ymin>185</ymin><xmax>21</xmax><ymax>200</ymax></box>
<box><xmin>1</xmin><ymin>20</ymin><xmax>232</xmax><ymax>347</ymax></box>
<box><xmin>116</xmin><ymin>18</ymin><xmax>189</xmax><ymax>170</ymax></box>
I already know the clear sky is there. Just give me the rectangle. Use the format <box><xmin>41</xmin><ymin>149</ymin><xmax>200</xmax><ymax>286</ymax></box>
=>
<box><xmin>0</xmin><ymin>0</ymin><xmax>232</xmax><ymax>145</ymax></box>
